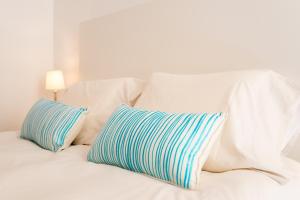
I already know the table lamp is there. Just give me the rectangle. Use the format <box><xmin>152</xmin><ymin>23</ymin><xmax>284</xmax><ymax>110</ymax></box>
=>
<box><xmin>45</xmin><ymin>70</ymin><xmax>65</xmax><ymax>101</ymax></box>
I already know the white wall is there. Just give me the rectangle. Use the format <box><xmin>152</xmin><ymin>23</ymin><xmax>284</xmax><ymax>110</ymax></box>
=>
<box><xmin>0</xmin><ymin>0</ymin><xmax>53</xmax><ymax>131</ymax></box>
<box><xmin>1</xmin><ymin>0</ymin><xmax>298</xmax><ymax>130</ymax></box>
<box><xmin>79</xmin><ymin>0</ymin><xmax>300</xmax><ymax>84</ymax></box>
<box><xmin>54</xmin><ymin>0</ymin><xmax>150</xmax><ymax>86</ymax></box>
<box><xmin>54</xmin><ymin>0</ymin><xmax>300</xmax><ymax>161</ymax></box>
<box><xmin>53</xmin><ymin>0</ymin><xmax>300</xmax><ymax>83</ymax></box>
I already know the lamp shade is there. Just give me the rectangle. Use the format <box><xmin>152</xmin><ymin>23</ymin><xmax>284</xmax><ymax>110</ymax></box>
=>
<box><xmin>45</xmin><ymin>70</ymin><xmax>65</xmax><ymax>91</ymax></box>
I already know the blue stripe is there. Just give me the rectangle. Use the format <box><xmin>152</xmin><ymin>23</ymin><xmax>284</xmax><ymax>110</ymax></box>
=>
<box><xmin>20</xmin><ymin>99</ymin><xmax>86</xmax><ymax>152</ymax></box>
<box><xmin>88</xmin><ymin>105</ymin><xmax>224</xmax><ymax>189</ymax></box>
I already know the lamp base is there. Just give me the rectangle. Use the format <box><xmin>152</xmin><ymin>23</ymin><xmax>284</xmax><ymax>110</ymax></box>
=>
<box><xmin>54</xmin><ymin>91</ymin><xmax>57</xmax><ymax>101</ymax></box>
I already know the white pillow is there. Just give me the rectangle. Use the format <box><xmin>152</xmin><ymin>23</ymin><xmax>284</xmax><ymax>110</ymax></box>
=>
<box><xmin>283</xmin><ymin>112</ymin><xmax>300</xmax><ymax>161</ymax></box>
<box><xmin>61</xmin><ymin>78</ymin><xmax>145</xmax><ymax>145</ymax></box>
<box><xmin>135</xmin><ymin>70</ymin><xmax>300</xmax><ymax>182</ymax></box>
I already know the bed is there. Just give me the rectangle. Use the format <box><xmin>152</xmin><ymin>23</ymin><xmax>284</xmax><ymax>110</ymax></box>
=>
<box><xmin>1</xmin><ymin>131</ymin><xmax>299</xmax><ymax>200</ymax></box>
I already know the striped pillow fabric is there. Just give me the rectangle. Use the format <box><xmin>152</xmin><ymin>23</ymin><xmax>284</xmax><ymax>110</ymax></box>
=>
<box><xmin>21</xmin><ymin>99</ymin><xmax>87</xmax><ymax>152</ymax></box>
<box><xmin>88</xmin><ymin>105</ymin><xmax>225</xmax><ymax>189</ymax></box>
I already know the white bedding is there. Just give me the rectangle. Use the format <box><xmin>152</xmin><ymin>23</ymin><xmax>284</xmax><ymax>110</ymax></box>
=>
<box><xmin>0</xmin><ymin>131</ymin><xmax>299</xmax><ymax>200</ymax></box>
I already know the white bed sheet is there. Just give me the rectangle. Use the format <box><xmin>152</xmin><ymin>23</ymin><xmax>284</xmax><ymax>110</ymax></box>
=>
<box><xmin>0</xmin><ymin>131</ymin><xmax>299</xmax><ymax>200</ymax></box>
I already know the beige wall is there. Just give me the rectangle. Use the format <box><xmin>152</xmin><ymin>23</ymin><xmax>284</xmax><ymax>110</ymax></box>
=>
<box><xmin>0</xmin><ymin>0</ymin><xmax>53</xmax><ymax>131</ymax></box>
<box><xmin>54</xmin><ymin>0</ymin><xmax>150</xmax><ymax>86</ymax></box>
<box><xmin>0</xmin><ymin>0</ymin><xmax>150</xmax><ymax>131</ymax></box>
<box><xmin>79</xmin><ymin>0</ymin><xmax>300</xmax><ymax>84</ymax></box>
<box><xmin>77</xmin><ymin>0</ymin><xmax>300</xmax><ymax>160</ymax></box>
<box><xmin>2</xmin><ymin>0</ymin><xmax>299</xmax><ymax>131</ymax></box>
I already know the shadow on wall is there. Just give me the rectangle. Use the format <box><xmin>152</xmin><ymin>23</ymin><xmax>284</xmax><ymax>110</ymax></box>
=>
<box><xmin>78</xmin><ymin>0</ymin><xmax>300</xmax><ymax>83</ymax></box>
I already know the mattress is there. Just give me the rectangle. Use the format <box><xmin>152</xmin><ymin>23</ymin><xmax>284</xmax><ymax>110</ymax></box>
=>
<box><xmin>0</xmin><ymin>131</ymin><xmax>299</xmax><ymax>200</ymax></box>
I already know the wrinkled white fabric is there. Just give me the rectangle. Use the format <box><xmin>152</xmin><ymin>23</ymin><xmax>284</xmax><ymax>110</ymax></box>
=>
<box><xmin>1</xmin><ymin>132</ymin><xmax>300</xmax><ymax>200</ymax></box>
<box><xmin>283</xmin><ymin>109</ymin><xmax>300</xmax><ymax>161</ymax></box>
<box><xmin>135</xmin><ymin>70</ymin><xmax>300</xmax><ymax>182</ymax></box>
<box><xmin>61</xmin><ymin>78</ymin><xmax>145</xmax><ymax>145</ymax></box>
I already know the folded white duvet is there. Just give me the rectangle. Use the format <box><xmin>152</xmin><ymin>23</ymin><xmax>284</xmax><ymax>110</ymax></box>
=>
<box><xmin>135</xmin><ymin>70</ymin><xmax>300</xmax><ymax>183</ymax></box>
<box><xmin>1</xmin><ymin>131</ymin><xmax>300</xmax><ymax>200</ymax></box>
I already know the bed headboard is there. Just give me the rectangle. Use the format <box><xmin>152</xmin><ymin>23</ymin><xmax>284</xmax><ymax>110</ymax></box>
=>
<box><xmin>79</xmin><ymin>0</ymin><xmax>300</xmax><ymax>84</ymax></box>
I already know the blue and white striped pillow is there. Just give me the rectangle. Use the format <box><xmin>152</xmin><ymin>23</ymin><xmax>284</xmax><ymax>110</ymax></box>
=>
<box><xmin>88</xmin><ymin>105</ymin><xmax>225</xmax><ymax>189</ymax></box>
<box><xmin>21</xmin><ymin>99</ymin><xmax>87</xmax><ymax>152</ymax></box>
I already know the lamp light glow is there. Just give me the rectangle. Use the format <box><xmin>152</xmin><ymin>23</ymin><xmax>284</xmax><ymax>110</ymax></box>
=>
<box><xmin>45</xmin><ymin>70</ymin><xmax>65</xmax><ymax>101</ymax></box>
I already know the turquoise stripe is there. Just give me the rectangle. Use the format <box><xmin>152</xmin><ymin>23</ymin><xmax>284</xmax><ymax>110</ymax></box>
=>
<box><xmin>20</xmin><ymin>99</ymin><xmax>86</xmax><ymax>152</ymax></box>
<box><xmin>184</xmin><ymin>113</ymin><xmax>220</xmax><ymax>188</ymax></box>
<box><xmin>175</xmin><ymin>114</ymin><xmax>206</xmax><ymax>186</ymax></box>
<box><xmin>155</xmin><ymin>114</ymin><xmax>179</xmax><ymax>179</ymax></box>
<box><xmin>163</xmin><ymin>114</ymin><xmax>193</xmax><ymax>181</ymax></box>
<box><xmin>88</xmin><ymin>105</ymin><xmax>224</xmax><ymax>189</ymax></box>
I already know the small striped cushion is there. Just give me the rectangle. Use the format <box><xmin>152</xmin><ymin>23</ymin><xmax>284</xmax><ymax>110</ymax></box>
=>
<box><xmin>88</xmin><ymin>105</ymin><xmax>225</xmax><ymax>189</ymax></box>
<box><xmin>21</xmin><ymin>99</ymin><xmax>87</xmax><ymax>152</ymax></box>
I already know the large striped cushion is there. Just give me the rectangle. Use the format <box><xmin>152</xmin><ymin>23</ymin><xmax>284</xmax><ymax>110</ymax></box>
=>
<box><xmin>21</xmin><ymin>99</ymin><xmax>87</xmax><ymax>152</ymax></box>
<box><xmin>88</xmin><ymin>105</ymin><xmax>225</xmax><ymax>189</ymax></box>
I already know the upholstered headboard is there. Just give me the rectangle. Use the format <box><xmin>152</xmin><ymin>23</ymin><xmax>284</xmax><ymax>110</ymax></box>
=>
<box><xmin>79</xmin><ymin>0</ymin><xmax>300</xmax><ymax>84</ymax></box>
